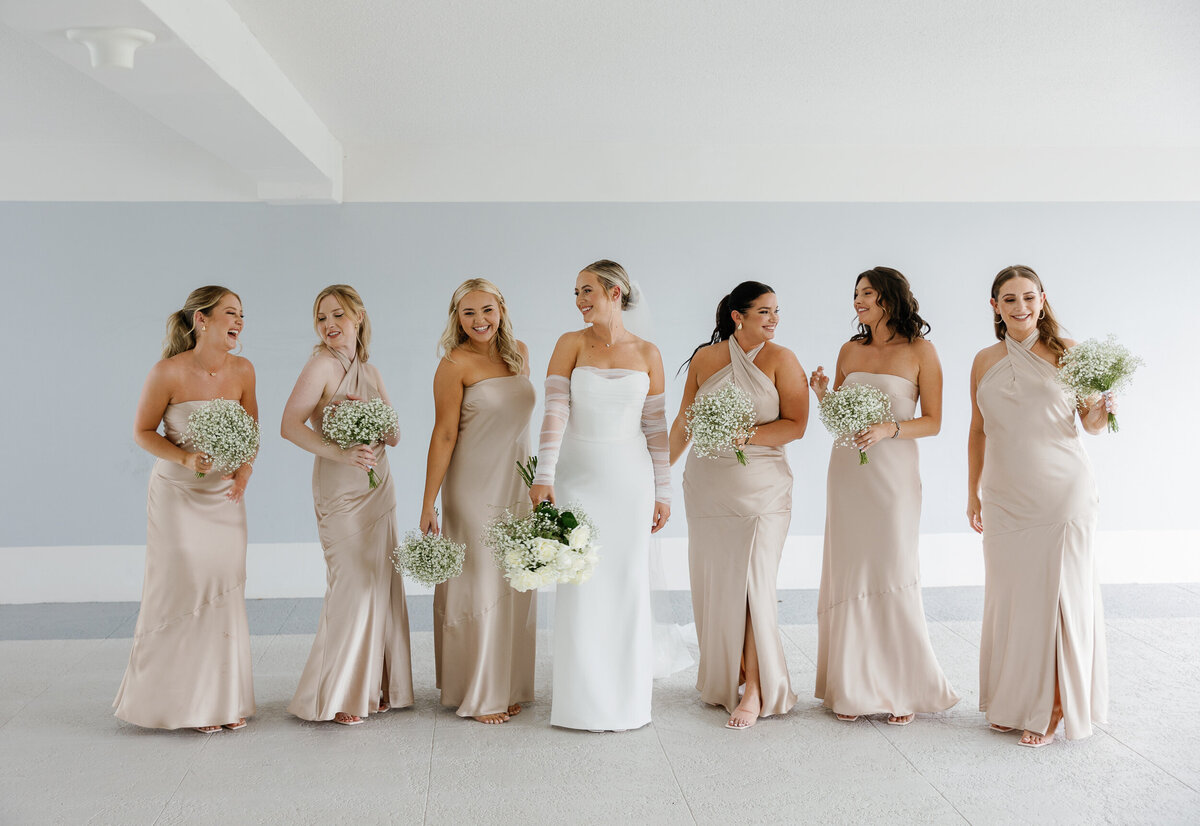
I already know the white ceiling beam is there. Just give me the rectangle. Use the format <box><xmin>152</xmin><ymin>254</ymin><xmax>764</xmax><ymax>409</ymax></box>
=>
<box><xmin>1</xmin><ymin>0</ymin><xmax>342</xmax><ymax>203</ymax></box>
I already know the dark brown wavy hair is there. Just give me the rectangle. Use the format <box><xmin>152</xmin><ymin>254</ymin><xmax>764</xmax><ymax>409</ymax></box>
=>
<box><xmin>991</xmin><ymin>265</ymin><xmax>1067</xmax><ymax>363</ymax></box>
<box><xmin>849</xmin><ymin>267</ymin><xmax>930</xmax><ymax>344</ymax></box>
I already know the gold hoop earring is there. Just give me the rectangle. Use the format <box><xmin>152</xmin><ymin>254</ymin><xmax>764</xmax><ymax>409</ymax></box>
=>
<box><xmin>993</xmin><ymin>314</ymin><xmax>1001</xmax><ymax>323</ymax></box>
<box><xmin>1038</xmin><ymin>309</ymin><xmax>1045</xmax><ymax>321</ymax></box>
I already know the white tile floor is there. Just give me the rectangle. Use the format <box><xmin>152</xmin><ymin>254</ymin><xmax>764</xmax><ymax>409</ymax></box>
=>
<box><xmin>1</xmin><ymin>589</ymin><xmax>1198</xmax><ymax>825</ymax></box>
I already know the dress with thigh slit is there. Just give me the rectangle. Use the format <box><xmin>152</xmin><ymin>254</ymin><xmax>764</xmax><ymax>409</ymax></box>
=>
<box><xmin>683</xmin><ymin>338</ymin><xmax>797</xmax><ymax>717</ymax></box>
<box><xmin>977</xmin><ymin>332</ymin><xmax>1106</xmax><ymax>739</ymax></box>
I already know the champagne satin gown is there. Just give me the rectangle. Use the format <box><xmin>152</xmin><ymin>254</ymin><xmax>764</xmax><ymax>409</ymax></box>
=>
<box><xmin>434</xmin><ymin>375</ymin><xmax>538</xmax><ymax>717</ymax></box>
<box><xmin>815</xmin><ymin>372</ymin><xmax>959</xmax><ymax>717</ymax></box>
<box><xmin>113</xmin><ymin>400</ymin><xmax>256</xmax><ymax>729</ymax></box>
<box><xmin>288</xmin><ymin>349</ymin><xmax>414</xmax><ymax>720</ymax></box>
<box><xmin>978</xmin><ymin>333</ymin><xmax>1107</xmax><ymax>739</ymax></box>
<box><xmin>683</xmin><ymin>339</ymin><xmax>797</xmax><ymax>717</ymax></box>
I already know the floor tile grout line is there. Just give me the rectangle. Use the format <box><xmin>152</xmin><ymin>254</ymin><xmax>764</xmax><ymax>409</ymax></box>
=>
<box><xmin>251</xmin><ymin>600</ymin><xmax>301</xmax><ymax>666</ymax></box>
<box><xmin>868</xmin><ymin>719</ymin><xmax>973</xmax><ymax>825</ymax></box>
<box><xmin>934</xmin><ymin>619</ymin><xmax>981</xmax><ymax>651</ymax></box>
<box><xmin>421</xmin><ymin>707</ymin><xmax>436</xmax><ymax>825</ymax></box>
<box><xmin>651</xmin><ymin>723</ymin><xmax>699</xmax><ymax>825</ymax></box>
<box><xmin>779</xmin><ymin>626</ymin><xmax>818</xmax><ymax>668</ymax></box>
<box><xmin>1104</xmin><ymin>620</ymin><xmax>1181</xmax><ymax>658</ymax></box>
<box><xmin>1094</xmin><ymin>725</ymin><xmax>1200</xmax><ymax>795</ymax></box>
<box><xmin>103</xmin><ymin>604</ymin><xmax>140</xmax><ymax>641</ymax></box>
<box><xmin>150</xmin><ymin>738</ymin><xmax>208</xmax><ymax>826</ymax></box>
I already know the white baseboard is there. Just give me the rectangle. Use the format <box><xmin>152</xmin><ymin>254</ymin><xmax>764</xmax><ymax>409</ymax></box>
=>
<box><xmin>1</xmin><ymin>530</ymin><xmax>1196</xmax><ymax>604</ymax></box>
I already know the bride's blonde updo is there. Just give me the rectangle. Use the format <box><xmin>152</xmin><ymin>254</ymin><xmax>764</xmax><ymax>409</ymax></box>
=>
<box><xmin>438</xmin><ymin>278</ymin><xmax>524</xmax><ymax>375</ymax></box>
<box><xmin>162</xmin><ymin>286</ymin><xmax>239</xmax><ymax>359</ymax></box>
<box><xmin>582</xmin><ymin>259</ymin><xmax>636</xmax><ymax>309</ymax></box>
<box><xmin>312</xmin><ymin>284</ymin><xmax>371</xmax><ymax>361</ymax></box>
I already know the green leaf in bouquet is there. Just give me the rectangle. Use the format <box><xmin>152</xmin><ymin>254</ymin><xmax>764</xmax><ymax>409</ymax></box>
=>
<box><xmin>560</xmin><ymin>511</ymin><xmax>579</xmax><ymax>531</ymax></box>
<box><xmin>516</xmin><ymin>456</ymin><xmax>538</xmax><ymax>489</ymax></box>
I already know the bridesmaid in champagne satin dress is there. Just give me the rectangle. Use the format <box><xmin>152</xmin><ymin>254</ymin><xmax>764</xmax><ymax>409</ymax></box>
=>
<box><xmin>115</xmin><ymin>286</ymin><xmax>257</xmax><ymax>733</ymax></box>
<box><xmin>670</xmin><ymin>281</ymin><xmax>809</xmax><ymax>730</ymax></box>
<box><xmin>810</xmin><ymin>268</ymin><xmax>958</xmax><ymax>725</ymax></box>
<box><xmin>420</xmin><ymin>279</ymin><xmax>537</xmax><ymax>724</ymax></box>
<box><xmin>968</xmin><ymin>266</ymin><xmax>1112</xmax><ymax>748</ymax></box>
<box><xmin>283</xmin><ymin>285</ymin><xmax>412</xmax><ymax>726</ymax></box>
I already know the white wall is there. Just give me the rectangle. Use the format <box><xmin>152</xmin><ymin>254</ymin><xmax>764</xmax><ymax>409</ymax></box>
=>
<box><xmin>1</xmin><ymin>201</ymin><xmax>1195</xmax><ymax>601</ymax></box>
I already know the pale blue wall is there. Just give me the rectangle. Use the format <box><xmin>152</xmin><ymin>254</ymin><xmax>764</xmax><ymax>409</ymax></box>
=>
<box><xmin>1</xmin><ymin>202</ymin><xmax>1193</xmax><ymax>547</ymax></box>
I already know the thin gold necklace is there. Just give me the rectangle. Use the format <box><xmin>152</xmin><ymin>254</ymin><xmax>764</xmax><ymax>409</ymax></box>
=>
<box><xmin>195</xmin><ymin>351</ymin><xmax>226</xmax><ymax>377</ymax></box>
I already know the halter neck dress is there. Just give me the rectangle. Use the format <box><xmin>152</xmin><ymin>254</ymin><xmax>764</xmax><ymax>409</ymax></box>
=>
<box><xmin>977</xmin><ymin>331</ymin><xmax>1106</xmax><ymax>739</ymax></box>
<box><xmin>288</xmin><ymin>347</ymin><xmax>413</xmax><ymax>720</ymax></box>
<box><xmin>683</xmin><ymin>338</ymin><xmax>797</xmax><ymax>717</ymax></box>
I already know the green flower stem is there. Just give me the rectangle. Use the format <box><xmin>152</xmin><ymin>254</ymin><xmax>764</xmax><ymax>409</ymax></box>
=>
<box><xmin>1108</xmin><ymin>412</ymin><xmax>1119</xmax><ymax>433</ymax></box>
<box><xmin>735</xmin><ymin>448</ymin><xmax>747</xmax><ymax>466</ymax></box>
<box><xmin>367</xmin><ymin>468</ymin><xmax>380</xmax><ymax>489</ymax></box>
<box><xmin>858</xmin><ymin>449</ymin><xmax>869</xmax><ymax>465</ymax></box>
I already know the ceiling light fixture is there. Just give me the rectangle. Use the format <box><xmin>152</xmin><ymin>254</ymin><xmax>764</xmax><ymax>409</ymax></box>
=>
<box><xmin>66</xmin><ymin>27</ymin><xmax>156</xmax><ymax>69</ymax></box>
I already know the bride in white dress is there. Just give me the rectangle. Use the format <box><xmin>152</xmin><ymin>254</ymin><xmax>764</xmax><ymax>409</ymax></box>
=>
<box><xmin>528</xmin><ymin>260</ymin><xmax>672</xmax><ymax>731</ymax></box>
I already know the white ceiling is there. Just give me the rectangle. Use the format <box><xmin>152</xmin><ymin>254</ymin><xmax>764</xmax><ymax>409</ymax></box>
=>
<box><xmin>3</xmin><ymin>0</ymin><xmax>1199</xmax><ymax>201</ymax></box>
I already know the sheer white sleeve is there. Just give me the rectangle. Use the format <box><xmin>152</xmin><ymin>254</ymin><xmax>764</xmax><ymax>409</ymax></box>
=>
<box><xmin>532</xmin><ymin>374</ymin><xmax>571</xmax><ymax>486</ymax></box>
<box><xmin>641</xmin><ymin>392</ymin><xmax>671</xmax><ymax>505</ymax></box>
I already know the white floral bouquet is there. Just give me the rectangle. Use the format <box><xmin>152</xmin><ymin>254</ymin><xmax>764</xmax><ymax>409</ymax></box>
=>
<box><xmin>482</xmin><ymin>457</ymin><xmax>600</xmax><ymax>592</ymax></box>
<box><xmin>1056</xmin><ymin>335</ymin><xmax>1142</xmax><ymax>433</ymax></box>
<box><xmin>393</xmin><ymin>528</ymin><xmax>466</xmax><ymax>587</ymax></box>
<box><xmin>818</xmin><ymin>383</ymin><xmax>894</xmax><ymax>466</ymax></box>
<box><xmin>321</xmin><ymin>397</ymin><xmax>399</xmax><ymax>488</ymax></box>
<box><xmin>685</xmin><ymin>381</ymin><xmax>758</xmax><ymax>465</ymax></box>
<box><xmin>182</xmin><ymin>398</ymin><xmax>260</xmax><ymax>478</ymax></box>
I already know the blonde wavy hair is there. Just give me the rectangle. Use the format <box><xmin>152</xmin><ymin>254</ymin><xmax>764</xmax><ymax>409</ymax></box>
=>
<box><xmin>162</xmin><ymin>286</ymin><xmax>240</xmax><ymax>359</ymax></box>
<box><xmin>312</xmin><ymin>284</ymin><xmax>371</xmax><ymax>361</ymax></box>
<box><xmin>438</xmin><ymin>278</ymin><xmax>524</xmax><ymax>375</ymax></box>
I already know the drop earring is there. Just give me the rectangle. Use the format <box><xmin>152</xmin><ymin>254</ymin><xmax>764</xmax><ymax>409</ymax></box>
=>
<box><xmin>1038</xmin><ymin>309</ymin><xmax>1046</xmax><ymax>320</ymax></box>
<box><xmin>736</xmin><ymin>323</ymin><xmax>743</xmax><ymax>331</ymax></box>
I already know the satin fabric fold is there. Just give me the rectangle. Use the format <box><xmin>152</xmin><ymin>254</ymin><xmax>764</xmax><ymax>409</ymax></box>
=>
<box><xmin>288</xmin><ymin>349</ymin><xmax>413</xmax><ymax>720</ymax></box>
<box><xmin>978</xmin><ymin>333</ymin><xmax>1106</xmax><ymax>739</ymax></box>
<box><xmin>684</xmin><ymin>338</ymin><xmax>797</xmax><ymax>717</ymax></box>
<box><xmin>816</xmin><ymin>372</ymin><xmax>959</xmax><ymax>716</ymax></box>
<box><xmin>434</xmin><ymin>375</ymin><xmax>538</xmax><ymax>717</ymax></box>
<box><xmin>114</xmin><ymin>401</ymin><xmax>256</xmax><ymax>729</ymax></box>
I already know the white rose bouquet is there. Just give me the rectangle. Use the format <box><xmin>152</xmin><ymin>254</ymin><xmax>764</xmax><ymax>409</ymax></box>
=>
<box><xmin>685</xmin><ymin>381</ymin><xmax>758</xmax><ymax>466</ymax></box>
<box><xmin>818</xmin><ymin>383</ymin><xmax>895</xmax><ymax>466</ymax></box>
<box><xmin>393</xmin><ymin>527</ymin><xmax>466</xmax><ymax>587</ymax></box>
<box><xmin>182</xmin><ymin>398</ymin><xmax>260</xmax><ymax>478</ymax></box>
<box><xmin>321</xmin><ymin>397</ymin><xmax>399</xmax><ymax>488</ymax></box>
<box><xmin>1056</xmin><ymin>335</ymin><xmax>1142</xmax><ymax>433</ymax></box>
<box><xmin>482</xmin><ymin>457</ymin><xmax>600</xmax><ymax>592</ymax></box>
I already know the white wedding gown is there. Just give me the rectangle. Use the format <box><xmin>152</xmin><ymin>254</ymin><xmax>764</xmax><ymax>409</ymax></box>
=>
<box><xmin>550</xmin><ymin>367</ymin><xmax>655</xmax><ymax>731</ymax></box>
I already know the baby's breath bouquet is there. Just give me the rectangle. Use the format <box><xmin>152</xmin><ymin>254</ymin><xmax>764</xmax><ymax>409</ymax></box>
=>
<box><xmin>393</xmin><ymin>527</ymin><xmax>466</xmax><ymax>587</ymax></box>
<box><xmin>818</xmin><ymin>383</ymin><xmax>894</xmax><ymax>465</ymax></box>
<box><xmin>482</xmin><ymin>457</ymin><xmax>600</xmax><ymax>592</ymax></box>
<box><xmin>321</xmin><ymin>397</ymin><xmax>399</xmax><ymax>488</ymax></box>
<box><xmin>685</xmin><ymin>381</ymin><xmax>758</xmax><ymax>465</ymax></box>
<box><xmin>1056</xmin><ymin>335</ymin><xmax>1141</xmax><ymax>433</ymax></box>
<box><xmin>182</xmin><ymin>398</ymin><xmax>260</xmax><ymax>478</ymax></box>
